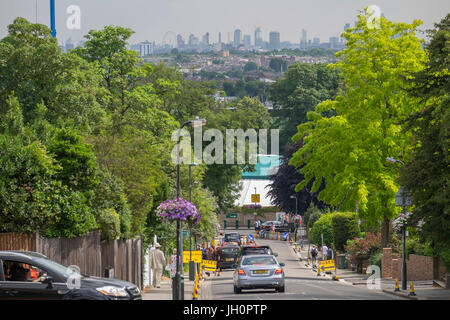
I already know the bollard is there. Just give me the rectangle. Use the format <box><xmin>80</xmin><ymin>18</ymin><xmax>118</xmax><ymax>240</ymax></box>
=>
<box><xmin>217</xmin><ymin>268</ymin><xmax>221</xmax><ymax>277</ymax></box>
<box><xmin>192</xmin><ymin>282</ymin><xmax>199</xmax><ymax>300</ymax></box>
<box><xmin>394</xmin><ymin>278</ymin><xmax>400</xmax><ymax>292</ymax></box>
<box><xmin>317</xmin><ymin>267</ymin><xmax>321</xmax><ymax>276</ymax></box>
<box><xmin>409</xmin><ymin>281</ymin><xmax>416</xmax><ymax>296</ymax></box>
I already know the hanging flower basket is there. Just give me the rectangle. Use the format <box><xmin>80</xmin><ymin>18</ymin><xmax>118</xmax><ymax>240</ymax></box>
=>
<box><xmin>157</xmin><ymin>197</ymin><xmax>201</xmax><ymax>225</ymax></box>
<box><xmin>248</xmin><ymin>204</ymin><xmax>262</xmax><ymax>210</ymax></box>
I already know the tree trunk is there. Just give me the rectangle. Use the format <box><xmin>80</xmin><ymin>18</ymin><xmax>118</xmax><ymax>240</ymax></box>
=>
<box><xmin>380</xmin><ymin>215</ymin><xmax>390</xmax><ymax>249</ymax></box>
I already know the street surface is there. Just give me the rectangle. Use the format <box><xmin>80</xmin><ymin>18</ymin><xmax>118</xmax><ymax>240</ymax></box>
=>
<box><xmin>204</xmin><ymin>230</ymin><xmax>403</xmax><ymax>300</ymax></box>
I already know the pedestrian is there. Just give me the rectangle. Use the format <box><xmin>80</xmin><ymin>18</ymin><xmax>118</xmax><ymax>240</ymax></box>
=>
<box><xmin>168</xmin><ymin>248</ymin><xmax>178</xmax><ymax>288</ymax></box>
<box><xmin>322</xmin><ymin>244</ymin><xmax>328</xmax><ymax>260</ymax></box>
<box><xmin>149</xmin><ymin>243</ymin><xmax>165</xmax><ymax>288</ymax></box>
<box><xmin>327</xmin><ymin>245</ymin><xmax>334</xmax><ymax>261</ymax></box>
<box><xmin>311</xmin><ymin>245</ymin><xmax>318</xmax><ymax>264</ymax></box>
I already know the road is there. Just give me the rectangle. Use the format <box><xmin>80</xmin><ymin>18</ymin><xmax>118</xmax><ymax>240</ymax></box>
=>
<box><xmin>203</xmin><ymin>231</ymin><xmax>403</xmax><ymax>300</ymax></box>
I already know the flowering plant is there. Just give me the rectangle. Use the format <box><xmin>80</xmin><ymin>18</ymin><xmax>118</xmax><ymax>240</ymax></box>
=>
<box><xmin>157</xmin><ymin>197</ymin><xmax>201</xmax><ymax>225</ymax></box>
<box><xmin>248</xmin><ymin>204</ymin><xmax>262</xmax><ymax>210</ymax></box>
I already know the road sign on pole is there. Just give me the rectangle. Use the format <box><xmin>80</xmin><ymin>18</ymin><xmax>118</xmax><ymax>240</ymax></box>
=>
<box><xmin>251</xmin><ymin>194</ymin><xmax>260</xmax><ymax>203</ymax></box>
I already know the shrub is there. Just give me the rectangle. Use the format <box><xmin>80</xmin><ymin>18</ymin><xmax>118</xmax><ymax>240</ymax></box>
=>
<box><xmin>345</xmin><ymin>232</ymin><xmax>381</xmax><ymax>273</ymax></box>
<box><xmin>311</xmin><ymin>213</ymin><xmax>334</xmax><ymax>247</ymax></box>
<box><xmin>370</xmin><ymin>250</ymin><xmax>383</xmax><ymax>270</ymax></box>
<box><xmin>98</xmin><ymin>208</ymin><xmax>121</xmax><ymax>241</ymax></box>
<box><xmin>332</xmin><ymin>212</ymin><xmax>360</xmax><ymax>252</ymax></box>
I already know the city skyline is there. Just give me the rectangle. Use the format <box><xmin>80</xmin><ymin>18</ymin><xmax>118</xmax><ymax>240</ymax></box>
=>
<box><xmin>1</xmin><ymin>0</ymin><xmax>449</xmax><ymax>46</ymax></box>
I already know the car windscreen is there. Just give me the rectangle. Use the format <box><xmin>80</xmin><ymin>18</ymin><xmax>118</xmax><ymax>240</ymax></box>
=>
<box><xmin>242</xmin><ymin>256</ymin><xmax>277</xmax><ymax>266</ymax></box>
<box><xmin>224</xmin><ymin>234</ymin><xmax>239</xmax><ymax>240</ymax></box>
<box><xmin>242</xmin><ymin>247</ymin><xmax>271</xmax><ymax>255</ymax></box>
<box><xmin>33</xmin><ymin>257</ymin><xmax>81</xmax><ymax>280</ymax></box>
<box><xmin>219</xmin><ymin>247</ymin><xmax>239</xmax><ymax>255</ymax></box>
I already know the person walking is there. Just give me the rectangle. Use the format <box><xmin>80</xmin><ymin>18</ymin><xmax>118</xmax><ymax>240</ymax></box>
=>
<box><xmin>327</xmin><ymin>245</ymin><xmax>334</xmax><ymax>261</ymax></box>
<box><xmin>150</xmin><ymin>243</ymin><xmax>166</xmax><ymax>288</ymax></box>
<box><xmin>311</xmin><ymin>245</ymin><xmax>318</xmax><ymax>265</ymax></box>
<box><xmin>168</xmin><ymin>248</ymin><xmax>178</xmax><ymax>288</ymax></box>
<box><xmin>322</xmin><ymin>244</ymin><xmax>328</xmax><ymax>261</ymax></box>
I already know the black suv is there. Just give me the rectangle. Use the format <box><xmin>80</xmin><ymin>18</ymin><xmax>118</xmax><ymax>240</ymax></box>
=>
<box><xmin>0</xmin><ymin>251</ymin><xmax>142</xmax><ymax>300</ymax></box>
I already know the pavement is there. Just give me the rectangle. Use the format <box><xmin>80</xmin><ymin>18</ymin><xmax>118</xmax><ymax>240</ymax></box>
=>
<box><xmin>290</xmin><ymin>240</ymin><xmax>450</xmax><ymax>300</ymax></box>
<box><xmin>142</xmin><ymin>276</ymin><xmax>196</xmax><ymax>300</ymax></box>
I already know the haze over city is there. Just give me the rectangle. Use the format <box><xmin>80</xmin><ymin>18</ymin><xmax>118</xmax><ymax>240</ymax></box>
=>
<box><xmin>1</xmin><ymin>0</ymin><xmax>449</xmax><ymax>45</ymax></box>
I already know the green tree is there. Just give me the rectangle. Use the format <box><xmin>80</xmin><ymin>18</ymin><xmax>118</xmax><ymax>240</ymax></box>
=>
<box><xmin>331</xmin><ymin>212</ymin><xmax>360</xmax><ymax>252</ymax></box>
<box><xmin>290</xmin><ymin>10</ymin><xmax>427</xmax><ymax>248</ymax></box>
<box><xmin>311</xmin><ymin>213</ymin><xmax>334</xmax><ymax>247</ymax></box>
<box><xmin>244</xmin><ymin>61</ymin><xmax>258</xmax><ymax>72</ymax></box>
<box><xmin>270</xmin><ymin>63</ymin><xmax>341</xmax><ymax>149</ymax></box>
<box><xmin>401</xmin><ymin>14</ymin><xmax>450</xmax><ymax>268</ymax></box>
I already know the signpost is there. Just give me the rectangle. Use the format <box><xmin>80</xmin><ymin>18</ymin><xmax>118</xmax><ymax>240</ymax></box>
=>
<box><xmin>182</xmin><ymin>251</ymin><xmax>202</xmax><ymax>263</ymax></box>
<box><xmin>201</xmin><ymin>260</ymin><xmax>217</xmax><ymax>271</ymax></box>
<box><xmin>251</xmin><ymin>194</ymin><xmax>260</xmax><ymax>203</ymax></box>
<box><xmin>319</xmin><ymin>260</ymin><xmax>336</xmax><ymax>272</ymax></box>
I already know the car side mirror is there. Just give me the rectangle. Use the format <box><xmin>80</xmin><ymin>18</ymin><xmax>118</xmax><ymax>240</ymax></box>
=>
<box><xmin>279</xmin><ymin>263</ymin><xmax>285</xmax><ymax>267</ymax></box>
<box><xmin>274</xmin><ymin>253</ymin><xmax>278</xmax><ymax>257</ymax></box>
<box><xmin>42</xmin><ymin>276</ymin><xmax>54</xmax><ymax>289</ymax></box>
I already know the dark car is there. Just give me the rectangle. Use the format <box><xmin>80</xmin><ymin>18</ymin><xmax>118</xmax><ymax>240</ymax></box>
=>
<box><xmin>261</xmin><ymin>221</ymin><xmax>290</xmax><ymax>233</ymax></box>
<box><xmin>216</xmin><ymin>245</ymin><xmax>240</xmax><ymax>270</ymax></box>
<box><xmin>0</xmin><ymin>251</ymin><xmax>142</xmax><ymax>300</ymax></box>
<box><xmin>223</xmin><ymin>232</ymin><xmax>240</xmax><ymax>246</ymax></box>
<box><xmin>237</xmin><ymin>245</ymin><xmax>277</xmax><ymax>265</ymax></box>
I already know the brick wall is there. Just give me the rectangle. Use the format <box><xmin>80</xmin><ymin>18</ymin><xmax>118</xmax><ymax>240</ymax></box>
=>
<box><xmin>382</xmin><ymin>247</ymin><xmax>446</xmax><ymax>281</ymax></box>
<box><xmin>219</xmin><ymin>212</ymin><xmax>277</xmax><ymax>229</ymax></box>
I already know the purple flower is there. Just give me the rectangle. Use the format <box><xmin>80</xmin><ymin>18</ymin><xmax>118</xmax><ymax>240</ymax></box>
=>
<box><xmin>157</xmin><ymin>197</ymin><xmax>201</xmax><ymax>225</ymax></box>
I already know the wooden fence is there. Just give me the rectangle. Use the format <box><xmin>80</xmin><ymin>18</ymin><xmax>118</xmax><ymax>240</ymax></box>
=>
<box><xmin>0</xmin><ymin>231</ymin><xmax>143</xmax><ymax>288</ymax></box>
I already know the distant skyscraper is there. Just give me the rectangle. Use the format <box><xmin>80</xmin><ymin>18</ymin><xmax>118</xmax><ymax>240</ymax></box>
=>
<box><xmin>300</xmin><ymin>29</ymin><xmax>307</xmax><ymax>49</ymax></box>
<box><xmin>218</xmin><ymin>32</ymin><xmax>222</xmax><ymax>43</ymax></box>
<box><xmin>176</xmin><ymin>34</ymin><xmax>185</xmax><ymax>48</ymax></box>
<box><xmin>254</xmin><ymin>27</ymin><xmax>263</xmax><ymax>47</ymax></box>
<box><xmin>269</xmin><ymin>31</ymin><xmax>280</xmax><ymax>51</ymax></box>
<box><xmin>233</xmin><ymin>29</ymin><xmax>242</xmax><ymax>48</ymax></box>
<box><xmin>313</xmin><ymin>37</ymin><xmax>320</xmax><ymax>45</ymax></box>
<box><xmin>243</xmin><ymin>34</ymin><xmax>251</xmax><ymax>47</ymax></box>
<box><xmin>203</xmin><ymin>32</ymin><xmax>210</xmax><ymax>45</ymax></box>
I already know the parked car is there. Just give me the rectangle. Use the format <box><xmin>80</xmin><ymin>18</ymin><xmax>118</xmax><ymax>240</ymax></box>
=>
<box><xmin>223</xmin><ymin>232</ymin><xmax>240</xmax><ymax>246</ymax></box>
<box><xmin>233</xmin><ymin>254</ymin><xmax>285</xmax><ymax>293</ymax></box>
<box><xmin>0</xmin><ymin>251</ymin><xmax>142</xmax><ymax>300</ymax></box>
<box><xmin>239</xmin><ymin>245</ymin><xmax>277</xmax><ymax>257</ymax></box>
<box><xmin>216</xmin><ymin>245</ymin><xmax>240</xmax><ymax>270</ymax></box>
<box><xmin>261</xmin><ymin>221</ymin><xmax>289</xmax><ymax>233</ymax></box>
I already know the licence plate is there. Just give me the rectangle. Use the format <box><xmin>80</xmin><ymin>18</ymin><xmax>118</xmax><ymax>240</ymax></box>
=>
<box><xmin>226</xmin><ymin>258</ymin><xmax>233</xmax><ymax>261</ymax></box>
<box><xmin>253</xmin><ymin>270</ymin><xmax>268</xmax><ymax>274</ymax></box>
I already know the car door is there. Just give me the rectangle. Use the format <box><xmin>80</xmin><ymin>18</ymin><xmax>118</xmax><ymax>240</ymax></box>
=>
<box><xmin>0</xmin><ymin>259</ymin><xmax>64</xmax><ymax>300</ymax></box>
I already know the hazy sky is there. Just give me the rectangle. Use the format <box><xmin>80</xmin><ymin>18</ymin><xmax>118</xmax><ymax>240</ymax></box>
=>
<box><xmin>1</xmin><ymin>0</ymin><xmax>449</xmax><ymax>45</ymax></box>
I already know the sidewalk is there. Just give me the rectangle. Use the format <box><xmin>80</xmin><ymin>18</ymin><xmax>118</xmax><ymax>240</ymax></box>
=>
<box><xmin>290</xmin><ymin>241</ymin><xmax>450</xmax><ymax>300</ymax></box>
<box><xmin>142</xmin><ymin>276</ymin><xmax>196</xmax><ymax>300</ymax></box>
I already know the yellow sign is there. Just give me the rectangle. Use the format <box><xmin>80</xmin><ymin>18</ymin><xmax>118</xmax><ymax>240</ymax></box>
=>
<box><xmin>251</xmin><ymin>194</ymin><xmax>260</xmax><ymax>203</ymax></box>
<box><xmin>319</xmin><ymin>259</ymin><xmax>335</xmax><ymax>272</ymax></box>
<box><xmin>201</xmin><ymin>259</ymin><xmax>217</xmax><ymax>271</ymax></box>
<box><xmin>183</xmin><ymin>250</ymin><xmax>202</xmax><ymax>263</ymax></box>
<box><xmin>211</xmin><ymin>239</ymin><xmax>215</xmax><ymax>246</ymax></box>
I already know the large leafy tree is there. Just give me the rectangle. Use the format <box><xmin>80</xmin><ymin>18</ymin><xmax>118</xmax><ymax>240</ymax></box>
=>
<box><xmin>270</xmin><ymin>62</ymin><xmax>341</xmax><ymax>149</ymax></box>
<box><xmin>267</xmin><ymin>141</ymin><xmax>326</xmax><ymax>215</ymax></box>
<box><xmin>401</xmin><ymin>14</ymin><xmax>450</xmax><ymax>268</ymax></box>
<box><xmin>290</xmin><ymin>10</ymin><xmax>427</xmax><ymax>247</ymax></box>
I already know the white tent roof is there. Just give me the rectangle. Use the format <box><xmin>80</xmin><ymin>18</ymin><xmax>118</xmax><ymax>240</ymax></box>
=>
<box><xmin>235</xmin><ymin>179</ymin><xmax>276</xmax><ymax>207</ymax></box>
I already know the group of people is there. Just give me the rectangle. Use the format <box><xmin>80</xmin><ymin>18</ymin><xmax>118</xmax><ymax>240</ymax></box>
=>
<box><xmin>309</xmin><ymin>244</ymin><xmax>334</xmax><ymax>264</ymax></box>
<box><xmin>148</xmin><ymin>243</ymin><xmax>181</xmax><ymax>289</ymax></box>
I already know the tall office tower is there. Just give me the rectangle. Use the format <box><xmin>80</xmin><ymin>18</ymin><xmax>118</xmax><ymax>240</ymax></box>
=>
<box><xmin>176</xmin><ymin>34</ymin><xmax>185</xmax><ymax>48</ymax></box>
<box><xmin>329</xmin><ymin>36</ymin><xmax>339</xmax><ymax>49</ymax></box>
<box><xmin>300</xmin><ymin>28</ymin><xmax>307</xmax><ymax>49</ymax></box>
<box><xmin>243</xmin><ymin>34</ymin><xmax>251</xmax><ymax>47</ymax></box>
<box><xmin>234</xmin><ymin>29</ymin><xmax>242</xmax><ymax>48</ymax></box>
<box><xmin>254</xmin><ymin>27</ymin><xmax>263</xmax><ymax>47</ymax></box>
<box><xmin>218</xmin><ymin>32</ymin><xmax>222</xmax><ymax>43</ymax></box>
<box><xmin>313</xmin><ymin>37</ymin><xmax>320</xmax><ymax>45</ymax></box>
<box><xmin>203</xmin><ymin>32</ymin><xmax>210</xmax><ymax>45</ymax></box>
<box><xmin>269</xmin><ymin>31</ymin><xmax>280</xmax><ymax>51</ymax></box>
<box><xmin>188</xmin><ymin>34</ymin><xmax>195</xmax><ymax>46</ymax></box>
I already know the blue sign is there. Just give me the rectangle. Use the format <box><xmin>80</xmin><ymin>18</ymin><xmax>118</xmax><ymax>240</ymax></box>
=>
<box><xmin>281</xmin><ymin>232</ymin><xmax>289</xmax><ymax>240</ymax></box>
<box><xmin>247</xmin><ymin>234</ymin><xmax>255</xmax><ymax>242</ymax></box>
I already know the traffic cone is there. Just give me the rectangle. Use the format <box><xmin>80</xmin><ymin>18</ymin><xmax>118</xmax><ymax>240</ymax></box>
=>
<box><xmin>394</xmin><ymin>278</ymin><xmax>400</xmax><ymax>292</ymax></box>
<box><xmin>409</xmin><ymin>281</ymin><xmax>416</xmax><ymax>296</ymax></box>
<box><xmin>192</xmin><ymin>282</ymin><xmax>199</xmax><ymax>300</ymax></box>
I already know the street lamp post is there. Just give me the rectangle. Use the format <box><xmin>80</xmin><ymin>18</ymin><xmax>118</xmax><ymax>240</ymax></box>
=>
<box><xmin>174</xmin><ymin>118</ymin><xmax>206</xmax><ymax>300</ymax></box>
<box><xmin>188</xmin><ymin>162</ymin><xmax>197</xmax><ymax>281</ymax></box>
<box><xmin>386</xmin><ymin>157</ymin><xmax>408</xmax><ymax>291</ymax></box>
<box><xmin>290</xmin><ymin>195</ymin><xmax>298</xmax><ymax>242</ymax></box>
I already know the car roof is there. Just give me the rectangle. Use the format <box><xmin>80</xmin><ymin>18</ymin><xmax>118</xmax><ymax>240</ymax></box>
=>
<box><xmin>0</xmin><ymin>250</ymin><xmax>48</xmax><ymax>259</ymax></box>
<box><xmin>242</xmin><ymin>245</ymin><xmax>270</xmax><ymax>249</ymax></box>
<box><xmin>240</xmin><ymin>254</ymin><xmax>276</xmax><ymax>259</ymax></box>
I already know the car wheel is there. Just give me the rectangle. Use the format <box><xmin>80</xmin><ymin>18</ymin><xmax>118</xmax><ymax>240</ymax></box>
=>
<box><xmin>277</xmin><ymin>285</ymin><xmax>285</xmax><ymax>293</ymax></box>
<box><xmin>233</xmin><ymin>285</ymin><xmax>241</xmax><ymax>294</ymax></box>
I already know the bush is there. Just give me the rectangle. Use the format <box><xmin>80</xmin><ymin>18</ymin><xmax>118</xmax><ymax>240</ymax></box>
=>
<box><xmin>311</xmin><ymin>213</ymin><xmax>334</xmax><ymax>247</ymax></box>
<box><xmin>97</xmin><ymin>208</ymin><xmax>121</xmax><ymax>241</ymax></box>
<box><xmin>345</xmin><ymin>232</ymin><xmax>381</xmax><ymax>273</ymax></box>
<box><xmin>370</xmin><ymin>250</ymin><xmax>383</xmax><ymax>270</ymax></box>
<box><xmin>332</xmin><ymin>212</ymin><xmax>360</xmax><ymax>252</ymax></box>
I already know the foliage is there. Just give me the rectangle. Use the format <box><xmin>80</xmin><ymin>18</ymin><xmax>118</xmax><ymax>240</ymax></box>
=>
<box><xmin>400</xmin><ymin>14</ymin><xmax>450</xmax><ymax>269</ymax></box>
<box><xmin>290</xmin><ymin>10</ymin><xmax>427</xmax><ymax>248</ymax></box>
<box><xmin>267</xmin><ymin>140</ymin><xmax>327</xmax><ymax>215</ymax></box>
<box><xmin>331</xmin><ymin>212</ymin><xmax>360</xmax><ymax>252</ymax></box>
<box><xmin>97</xmin><ymin>208</ymin><xmax>121</xmax><ymax>241</ymax></box>
<box><xmin>269</xmin><ymin>62</ymin><xmax>341</xmax><ymax>149</ymax></box>
<box><xmin>370</xmin><ymin>250</ymin><xmax>383</xmax><ymax>270</ymax></box>
<box><xmin>269</xmin><ymin>58</ymin><xmax>288</xmax><ymax>73</ymax></box>
<box><xmin>243</xmin><ymin>61</ymin><xmax>258</xmax><ymax>72</ymax></box>
<box><xmin>345</xmin><ymin>232</ymin><xmax>381</xmax><ymax>273</ymax></box>
<box><xmin>311</xmin><ymin>213</ymin><xmax>334</xmax><ymax>247</ymax></box>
